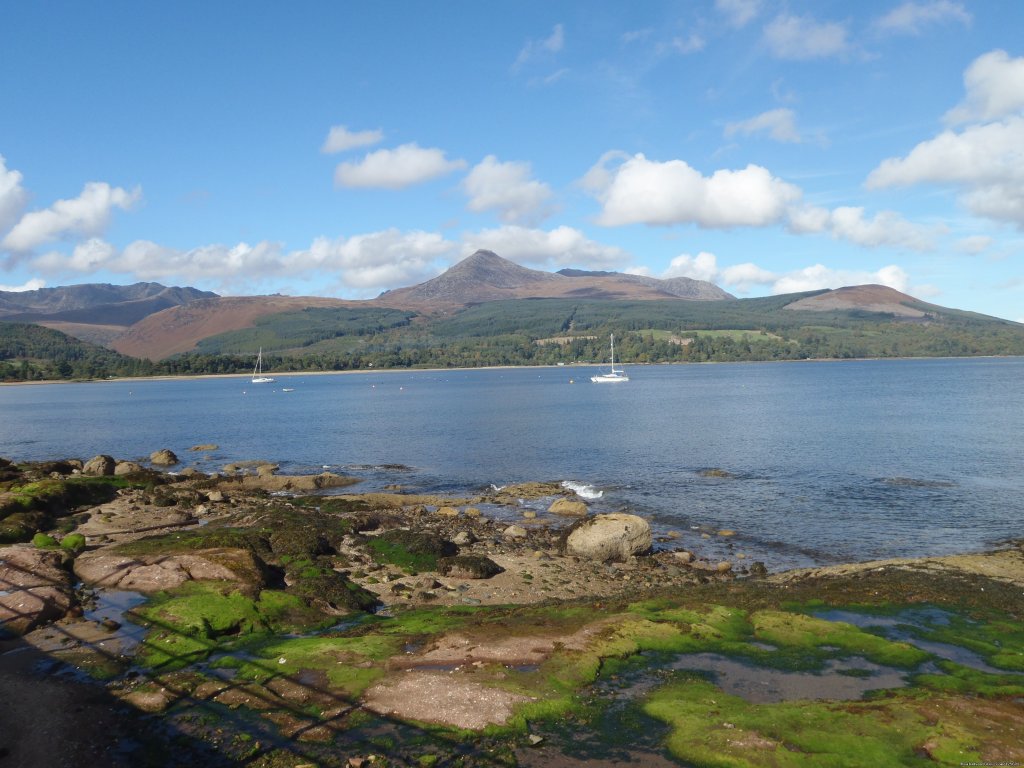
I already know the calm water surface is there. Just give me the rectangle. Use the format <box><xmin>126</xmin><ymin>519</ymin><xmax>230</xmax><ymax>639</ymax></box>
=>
<box><xmin>2</xmin><ymin>357</ymin><xmax>1022</xmax><ymax>570</ymax></box>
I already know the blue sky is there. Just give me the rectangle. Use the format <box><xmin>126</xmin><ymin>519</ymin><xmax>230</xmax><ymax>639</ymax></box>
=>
<box><xmin>1</xmin><ymin>1</ymin><xmax>1022</xmax><ymax>321</ymax></box>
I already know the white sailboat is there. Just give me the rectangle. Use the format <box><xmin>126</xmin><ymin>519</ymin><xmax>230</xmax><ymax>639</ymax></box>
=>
<box><xmin>251</xmin><ymin>348</ymin><xmax>274</xmax><ymax>383</ymax></box>
<box><xmin>591</xmin><ymin>334</ymin><xmax>629</xmax><ymax>383</ymax></box>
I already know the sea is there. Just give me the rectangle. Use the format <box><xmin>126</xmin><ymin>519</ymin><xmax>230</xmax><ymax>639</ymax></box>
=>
<box><xmin>2</xmin><ymin>357</ymin><xmax>1022</xmax><ymax>571</ymax></box>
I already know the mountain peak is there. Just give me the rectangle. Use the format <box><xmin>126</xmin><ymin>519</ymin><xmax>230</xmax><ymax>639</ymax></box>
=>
<box><xmin>394</xmin><ymin>250</ymin><xmax>562</xmax><ymax>303</ymax></box>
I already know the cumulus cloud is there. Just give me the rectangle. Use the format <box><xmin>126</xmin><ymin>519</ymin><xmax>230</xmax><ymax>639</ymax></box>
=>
<box><xmin>828</xmin><ymin>207</ymin><xmax>938</xmax><ymax>250</ymax></box>
<box><xmin>321</xmin><ymin>125</ymin><xmax>384</xmax><ymax>154</ymax></box>
<box><xmin>867</xmin><ymin>115</ymin><xmax>1024</xmax><ymax>228</ymax></box>
<box><xmin>664</xmin><ymin>252</ymin><xmax>720</xmax><ymax>282</ymax></box>
<box><xmin>288</xmin><ymin>229</ymin><xmax>454</xmax><ymax>290</ymax></box>
<box><xmin>0</xmin><ymin>277</ymin><xmax>44</xmax><ymax>292</ymax></box>
<box><xmin>1</xmin><ymin>182</ymin><xmax>140</xmax><ymax>253</ymax></box>
<box><xmin>513</xmin><ymin>23</ymin><xmax>565</xmax><ymax>71</ymax></box>
<box><xmin>462</xmin><ymin>156</ymin><xmax>554</xmax><ymax>223</ymax></box>
<box><xmin>334</xmin><ymin>143</ymin><xmax>467</xmax><ymax>189</ymax></box>
<box><xmin>763</xmin><ymin>14</ymin><xmax>849</xmax><ymax>60</ymax></box>
<box><xmin>464</xmin><ymin>225</ymin><xmax>629</xmax><ymax>269</ymax></box>
<box><xmin>715</xmin><ymin>0</ymin><xmax>761</xmax><ymax>28</ymax></box>
<box><xmin>661</xmin><ymin>251</ymin><xmax>913</xmax><ymax>296</ymax></box>
<box><xmin>30</xmin><ymin>229</ymin><xmax>458</xmax><ymax>297</ymax></box>
<box><xmin>724</xmin><ymin>108</ymin><xmax>801</xmax><ymax>143</ymax></box>
<box><xmin>944</xmin><ymin>50</ymin><xmax>1024</xmax><ymax>125</ymax></box>
<box><xmin>0</xmin><ymin>155</ymin><xmax>29</xmax><ymax>236</ymax></box>
<box><xmin>772</xmin><ymin>263</ymin><xmax>910</xmax><ymax>294</ymax></box>
<box><xmin>584</xmin><ymin>153</ymin><xmax>801</xmax><ymax>228</ymax></box>
<box><xmin>874</xmin><ymin>1</ymin><xmax>971</xmax><ymax>36</ymax></box>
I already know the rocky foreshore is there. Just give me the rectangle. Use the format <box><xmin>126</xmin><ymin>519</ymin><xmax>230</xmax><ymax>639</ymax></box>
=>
<box><xmin>1</xmin><ymin>453</ymin><xmax>1022</xmax><ymax>768</ymax></box>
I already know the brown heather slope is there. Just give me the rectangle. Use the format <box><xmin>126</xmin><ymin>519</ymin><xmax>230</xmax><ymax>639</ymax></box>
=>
<box><xmin>375</xmin><ymin>249</ymin><xmax>730</xmax><ymax>309</ymax></box>
<box><xmin>111</xmin><ymin>295</ymin><xmax>355</xmax><ymax>359</ymax></box>
<box><xmin>784</xmin><ymin>284</ymin><xmax>932</xmax><ymax>317</ymax></box>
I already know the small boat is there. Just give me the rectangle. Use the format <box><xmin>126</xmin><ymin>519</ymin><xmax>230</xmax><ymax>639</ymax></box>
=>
<box><xmin>591</xmin><ymin>334</ymin><xmax>629</xmax><ymax>383</ymax></box>
<box><xmin>282</xmin><ymin>387</ymin><xmax>295</xmax><ymax>392</ymax></box>
<box><xmin>251</xmin><ymin>348</ymin><xmax>274</xmax><ymax>384</ymax></box>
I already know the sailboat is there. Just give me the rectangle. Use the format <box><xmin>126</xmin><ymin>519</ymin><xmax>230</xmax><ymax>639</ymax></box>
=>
<box><xmin>251</xmin><ymin>348</ymin><xmax>274</xmax><ymax>383</ymax></box>
<box><xmin>591</xmin><ymin>334</ymin><xmax>629</xmax><ymax>383</ymax></box>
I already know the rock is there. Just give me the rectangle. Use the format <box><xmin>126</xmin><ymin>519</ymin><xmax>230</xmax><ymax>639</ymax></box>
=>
<box><xmin>0</xmin><ymin>545</ymin><xmax>75</xmax><ymax>633</ymax></box>
<box><xmin>452</xmin><ymin>531</ymin><xmax>475</xmax><ymax>546</ymax></box>
<box><xmin>114</xmin><ymin>461</ymin><xmax>144</xmax><ymax>476</ymax></box>
<box><xmin>436</xmin><ymin>506</ymin><xmax>460</xmax><ymax>517</ymax></box>
<box><xmin>717</xmin><ymin>529</ymin><xmax>736</xmax><ymax>537</ymax></box>
<box><xmin>522</xmin><ymin>510</ymin><xmax>537</xmax><ymax>519</ymax></box>
<box><xmin>149</xmin><ymin>449</ymin><xmax>179</xmax><ymax>466</ymax></box>
<box><xmin>82</xmin><ymin>454</ymin><xmax>116</xmax><ymax>476</ymax></box>
<box><xmin>503</xmin><ymin>525</ymin><xmax>528</xmax><ymax>539</ymax></box>
<box><xmin>190</xmin><ymin>444</ymin><xmax>218</xmax><ymax>452</ymax></box>
<box><xmin>205</xmin><ymin>490</ymin><xmax>225</xmax><ymax>503</ymax></box>
<box><xmin>463</xmin><ymin>507</ymin><xmax>481</xmax><ymax>518</ymax></box>
<box><xmin>74</xmin><ymin>547</ymin><xmax>266</xmax><ymax>593</ymax></box>
<box><xmin>225</xmin><ymin>471</ymin><xmax>359</xmax><ymax>493</ymax></box>
<box><xmin>749</xmin><ymin>561</ymin><xmax>768</xmax><ymax>577</ymax></box>
<box><xmin>438</xmin><ymin>556</ymin><xmax>503</xmax><ymax>580</ymax></box>
<box><xmin>565</xmin><ymin>514</ymin><xmax>652</xmax><ymax>563</ymax></box>
<box><xmin>716</xmin><ymin>561</ymin><xmax>733</xmax><ymax>573</ymax></box>
<box><xmin>178</xmin><ymin>467</ymin><xmax>201</xmax><ymax>478</ymax></box>
<box><xmin>548</xmin><ymin>498</ymin><xmax>589</xmax><ymax>517</ymax></box>
<box><xmin>673</xmin><ymin>550</ymin><xmax>693</xmax><ymax>564</ymax></box>
<box><xmin>121</xmin><ymin>689</ymin><xmax>173</xmax><ymax>713</ymax></box>
<box><xmin>256</xmin><ymin>463</ymin><xmax>279</xmax><ymax>476</ymax></box>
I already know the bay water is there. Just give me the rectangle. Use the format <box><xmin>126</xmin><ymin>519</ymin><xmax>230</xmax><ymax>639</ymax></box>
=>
<box><xmin>2</xmin><ymin>357</ymin><xmax>1022</xmax><ymax>570</ymax></box>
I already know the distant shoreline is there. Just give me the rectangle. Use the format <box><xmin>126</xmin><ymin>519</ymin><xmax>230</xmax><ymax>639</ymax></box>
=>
<box><xmin>1</xmin><ymin>354</ymin><xmax>1021</xmax><ymax>388</ymax></box>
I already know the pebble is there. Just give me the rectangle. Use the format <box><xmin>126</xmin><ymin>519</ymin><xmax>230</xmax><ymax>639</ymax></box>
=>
<box><xmin>716</xmin><ymin>561</ymin><xmax>733</xmax><ymax>573</ymax></box>
<box><xmin>522</xmin><ymin>510</ymin><xmax>537</xmax><ymax>519</ymax></box>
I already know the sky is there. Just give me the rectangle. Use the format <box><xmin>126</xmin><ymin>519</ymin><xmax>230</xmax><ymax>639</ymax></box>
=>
<box><xmin>1</xmin><ymin>1</ymin><xmax>1023</xmax><ymax>321</ymax></box>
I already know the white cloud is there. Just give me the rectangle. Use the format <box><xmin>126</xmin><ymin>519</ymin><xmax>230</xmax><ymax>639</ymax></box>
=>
<box><xmin>290</xmin><ymin>229</ymin><xmax>454</xmax><ymax>290</ymax></box>
<box><xmin>462</xmin><ymin>156</ymin><xmax>554</xmax><ymax>223</ymax></box>
<box><xmin>773</xmin><ymin>264</ymin><xmax>910</xmax><ymax>294</ymax></box>
<box><xmin>671</xmin><ymin>34</ymin><xmax>705</xmax><ymax>54</ymax></box>
<box><xmin>585</xmin><ymin>153</ymin><xmax>801</xmax><ymax>228</ymax></box>
<box><xmin>464</xmin><ymin>225</ymin><xmax>629</xmax><ymax>269</ymax></box>
<box><xmin>0</xmin><ymin>155</ymin><xmax>28</xmax><ymax>236</ymax></box>
<box><xmin>666</xmin><ymin>253</ymin><xmax>913</xmax><ymax>296</ymax></box>
<box><xmin>715</xmin><ymin>0</ymin><xmax>761</xmax><ymax>28</ymax></box>
<box><xmin>955</xmin><ymin>235</ymin><xmax>993</xmax><ymax>254</ymax></box>
<box><xmin>944</xmin><ymin>50</ymin><xmax>1024</xmax><ymax>125</ymax></box>
<box><xmin>874</xmin><ymin>1</ymin><xmax>971</xmax><ymax>36</ymax></box>
<box><xmin>763</xmin><ymin>14</ymin><xmax>849</xmax><ymax>60</ymax></box>
<box><xmin>867</xmin><ymin>115</ymin><xmax>1024</xmax><ymax>227</ymax></box>
<box><xmin>720</xmin><ymin>262</ymin><xmax>777</xmax><ymax>292</ymax></box>
<box><xmin>30</xmin><ymin>229</ymin><xmax>457</xmax><ymax>297</ymax></box>
<box><xmin>724</xmin><ymin>108</ymin><xmax>801</xmax><ymax>143</ymax></box>
<box><xmin>664</xmin><ymin>252</ymin><xmax>719</xmax><ymax>282</ymax></box>
<box><xmin>333</xmin><ymin>143</ymin><xmax>467</xmax><ymax>189</ymax></box>
<box><xmin>321</xmin><ymin>125</ymin><xmax>383</xmax><ymax>154</ymax></box>
<box><xmin>0</xmin><ymin>277</ymin><xmax>44</xmax><ymax>292</ymax></box>
<box><xmin>1</xmin><ymin>182</ymin><xmax>140</xmax><ymax>253</ymax></box>
<box><xmin>827</xmin><ymin>207</ymin><xmax>937</xmax><ymax>250</ymax></box>
<box><xmin>513</xmin><ymin>23</ymin><xmax>565</xmax><ymax>71</ymax></box>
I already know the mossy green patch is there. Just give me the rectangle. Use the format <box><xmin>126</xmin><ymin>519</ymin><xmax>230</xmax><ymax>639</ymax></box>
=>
<box><xmin>644</xmin><ymin>678</ymin><xmax>976</xmax><ymax>767</ymax></box>
<box><xmin>366</xmin><ymin>529</ymin><xmax>456</xmax><ymax>572</ymax></box>
<box><xmin>134</xmin><ymin>582</ymin><xmax>327</xmax><ymax>669</ymax></box>
<box><xmin>752</xmin><ymin>610</ymin><xmax>930</xmax><ymax>668</ymax></box>
<box><xmin>913</xmin><ymin>660</ymin><xmax>1024</xmax><ymax>696</ymax></box>
<box><xmin>909</xmin><ymin>613</ymin><xmax>1024</xmax><ymax>672</ymax></box>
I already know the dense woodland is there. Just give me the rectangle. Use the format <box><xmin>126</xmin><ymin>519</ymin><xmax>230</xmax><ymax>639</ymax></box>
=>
<box><xmin>3</xmin><ymin>294</ymin><xmax>1024</xmax><ymax>382</ymax></box>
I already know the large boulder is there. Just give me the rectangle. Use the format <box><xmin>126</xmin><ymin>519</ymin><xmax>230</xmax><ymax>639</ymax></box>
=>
<box><xmin>565</xmin><ymin>513</ymin><xmax>652</xmax><ymax>563</ymax></box>
<box><xmin>82</xmin><ymin>454</ymin><xmax>116</xmax><ymax>476</ymax></box>
<box><xmin>114</xmin><ymin>460</ymin><xmax>144</xmax><ymax>476</ymax></box>
<box><xmin>149</xmin><ymin>449</ymin><xmax>179</xmax><ymax>466</ymax></box>
<box><xmin>0</xmin><ymin>545</ymin><xmax>75</xmax><ymax>634</ymax></box>
<box><xmin>548</xmin><ymin>498</ymin><xmax>589</xmax><ymax>517</ymax></box>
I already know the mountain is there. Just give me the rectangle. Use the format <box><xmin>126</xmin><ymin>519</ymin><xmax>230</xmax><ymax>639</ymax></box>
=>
<box><xmin>784</xmin><ymin>284</ymin><xmax>936</xmax><ymax>317</ymax></box>
<box><xmin>0</xmin><ymin>282</ymin><xmax>217</xmax><ymax>324</ymax></box>
<box><xmin>378</xmin><ymin>250</ymin><xmax>732</xmax><ymax>307</ymax></box>
<box><xmin>557</xmin><ymin>268</ymin><xmax>734</xmax><ymax>300</ymax></box>
<box><xmin>0</xmin><ymin>282</ymin><xmax>219</xmax><ymax>347</ymax></box>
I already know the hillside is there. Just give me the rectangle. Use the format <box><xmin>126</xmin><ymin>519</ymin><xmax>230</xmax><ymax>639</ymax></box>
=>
<box><xmin>111</xmin><ymin>295</ymin><xmax>358</xmax><ymax>359</ymax></box>
<box><xmin>0</xmin><ymin>323</ymin><xmax>148</xmax><ymax>380</ymax></box>
<box><xmin>376</xmin><ymin>250</ymin><xmax>729</xmax><ymax>307</ymax></box>
<box><xmin>0</xmin><ymin>282</ymin><xmax>216</xmax><ymax>325</ymax></box>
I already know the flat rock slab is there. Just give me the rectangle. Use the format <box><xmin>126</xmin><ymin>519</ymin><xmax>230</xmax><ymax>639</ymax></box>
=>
<box><xmin>0</xmin><ymin>545</ymin><xmax>75</xmax><ymax>633</ymax></box>
<box><xmin>363</xmin><ymin>671</ymin><xmax>532</xmax><ymax>730</ymax></box>
<box><xmin>403</xmin><ymin>622</ymin><xmax>607</xmax><ymax>669</ymax></box>
<box><xmin>74</xmin><ymin>547</ymin><xmax>263</xmax><ymax>592</ymax></box>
